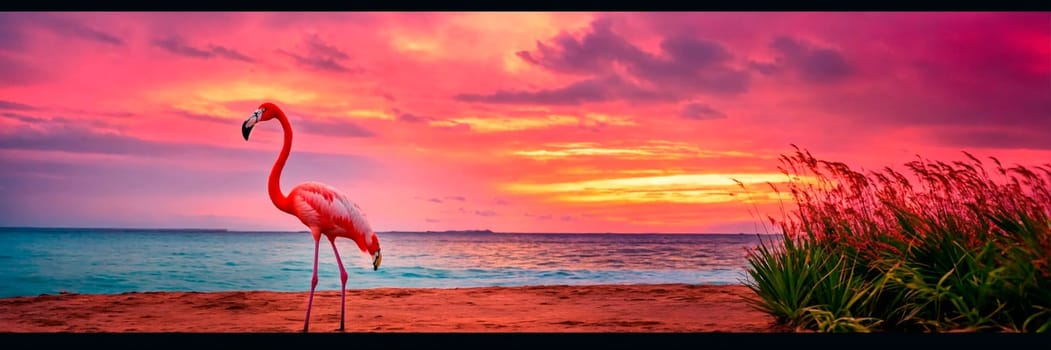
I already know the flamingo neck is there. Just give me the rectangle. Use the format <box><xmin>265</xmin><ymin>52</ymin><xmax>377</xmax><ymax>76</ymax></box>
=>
<box><xmin>268</xmin><ymin>110</ymin><xmax>294</xmax><ymax>214</ymax></box>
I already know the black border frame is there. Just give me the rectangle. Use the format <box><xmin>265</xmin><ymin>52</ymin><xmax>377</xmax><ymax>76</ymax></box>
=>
<box><xmin>2</xmin><ymin>4</ymin><xmax>1049</xmax><ymax>349</ymax></box>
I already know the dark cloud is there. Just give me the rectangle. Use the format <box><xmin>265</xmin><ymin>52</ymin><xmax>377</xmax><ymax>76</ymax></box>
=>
<box><xmin>30</xmin><ymin>13</ymin><xmax>124</xmax><ymax>46</ymax></box>
<box><xmin>766</xmin><ymin>36</ymin><xmax>852</xmax><ymax>83</ymax></box>
<box><xmin>0</xmin><ymin>13</ymin><xmax>28</xmax><ymax>51</ymax></box>
<box><xmin>152</xmin><ymin>37</ymin><xmax>211</xmax><ymax>58</ymax></box>
<box><xmin>390</xmin><ymin>108</ymin><xmax>433</xmax><ymax>123</ymax></box>
<box><xmin>425</xmin><ymin>218</ymin><xmax>440</xmax><ymax>223</ymax></box>
<box><xmin>0</xmin><ymin>114</ymin><xmax>378</xmax><ymax>171</ymax></box>
<box><xmin>0</xmin><ymin>122</ymin><xmax>379</xmax><ymax>220</ymax></box>
<box><xmin>397</xmin><ymin>112</ymin><xmax>430</xmax><ymax>123</ymax></box>
<box><xmin>0</xmin><ymin>100</ymin><xmax>38</xmax><ymax>111</ymax></box>
<box><xmin>303</xmin><ymin>33</ymin><xmax>349</xmax><ymax>60</ymax></box>
<box><xmin>296</xmin><ymin>117</ymin><xmax>376</xmax><ymax>138</ymax></box>
<box><xmin>279</xmin><ymin>50</ymin><xmax>355</xmax><ymax>72</ymax></box>
<box><xmin>0</xmin><ymin>142</ymin><xmax>377</xmax><ymax>228</ymax></box>
<box><xmin>935</xmin><ymin>128</ymin><xmax>1051</xmax><ymax>151</ymax></box>
<box><xmin>623</xmin><ymin>36</ymin><xmax>747</xmax><ymax>94</ymax></box>
<box><xmin>53</xmin><ymin>108</ymin><xmax>135</xmax><ymax>119</ymax></box>
<box><xmin>493</xmin><ymin>198</ymin><xmax>510</xmax><ymax>206</ymax></box>
<box><xmin>560</xmin><ymin>215</ymin><xmax>575</xmax><ymax>222</ymax></box>
<box><xmin>747</xmin><ymin>60</ymin><xmax>779</xmax><ymax>75</ymax></box>
<box><xmin>279</xmin><ymin>34</ymin><xmax>361</xmax><ymax>73</ymax></box>
<box><xmin>374</xmin><ymin>88</ymin><xmax>396</xmax><ymax>102</ymax></box>
<box><xmin>461</xmin><ymin>18</ymin><xmax>750</xmax><ymax>106</ymax></box>
<box><xmin>0</xmin><ymin>123</ymin><xmax>216</xmax><ymax>158</ymax></box>
<box><xmin>884</xmin><ymin>17</ymin><xmax>1050</xmax><ymax>133</ymax></box>
<box><xmin>3</xmin><ymin>112</ymin><xmax>51</xmax><ymax>123</ymax></box>
<box><xmin>176</xmin><ymin>110</ymin><xmax>228</xmax><ymax>124</ymax></box>
<box><xmin>1</xmin><ymin>112</ymin><xmax>117</xmax><ymax>130</ymax></box>
<box><xmin>208</xmin><ymin>46</ymin><xmax>255</xmax><ymax>62</ymax></box>
<box><xmin>680</xmin><ymin>103</ymin><xmax>727</xmax><ymax>120</ymax></box>
<box><xmin>457</xmin><ymin>75</ymin><xmax>670</xmax><ymax>105</ymax></box>
<box><xmin>444</xmin><ymin>196</ymin><xmax>466</xmax><ymax>202</ymax></box>
<box><xmin>0</xmin><ymin>13</ymin><xmax>123</xmax><ymax>49</ymax></box>
<box><xmin>515</xmin><ymin>18</ymin><xmax>641</xmax><ymax>75</ymax></box>
<box><xmin>659</xmin><ymin>36</ymin><xmax>733</xmax><ymax>66</ymax></box>
<box><xmin>152</xmin><ymin>36</ymin><xmax>255</xmax><ymax>62</ymax></box>
<box><xmin>795</xmin><ymin>17</ymin><xmax>1049</xmax><ymax>143</ymax></box>
<box><xmin>0</xmin><ymin>155</ymin><xmax>259</xmax><ymax>199</ymax></box>
<box><xmin>475</xmin><ymin>210</ymin><xmax>497</xmax><ymax>217</ymax></box>
<box><xmin>0</xmin><ymin>125</ymin><xmax>379</xmax><ymax>227</ymax></box>
<box><xmin>816</xmin><ymin>41</ymin><xmax>1050</xmax><ymax>136</ymax></box>
<box><xmin>46</xmin><ymin>20</ymin><xmax>123</xmax><ymax>46</ymax></box>
<box><xmin>0</xmin><ymin>56</ymin><xmax>48</xmax><ymax>87</ymax></box>
<box><xmin>428</xmin><ymin>198</ymin><xmax>443</xmax><ymax>203</ymax></box>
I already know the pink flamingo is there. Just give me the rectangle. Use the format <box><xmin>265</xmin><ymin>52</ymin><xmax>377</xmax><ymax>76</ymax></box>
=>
<box><xmin>241</xmin><ymin>102</ymin><xmax>382</xmax><ymax>332</ymax></box>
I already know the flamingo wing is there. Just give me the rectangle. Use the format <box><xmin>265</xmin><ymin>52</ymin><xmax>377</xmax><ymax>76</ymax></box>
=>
<box><xmin>289</xmin><ymin>181</ymin><xmax>375</xmax><ymax>252</ymax></box>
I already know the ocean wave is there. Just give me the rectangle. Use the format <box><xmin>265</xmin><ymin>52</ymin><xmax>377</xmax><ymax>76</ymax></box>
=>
<box><xmin>0</xmin><ymin>229</ymin><xmax>765</xmax><ymax>297</ymax></box>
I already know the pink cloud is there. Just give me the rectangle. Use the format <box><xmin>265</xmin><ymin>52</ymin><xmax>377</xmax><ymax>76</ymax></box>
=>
<box><xmin>0</xmin><ymin>12</ymin><xmax>1047</xmax><ymax>233</ymax></box>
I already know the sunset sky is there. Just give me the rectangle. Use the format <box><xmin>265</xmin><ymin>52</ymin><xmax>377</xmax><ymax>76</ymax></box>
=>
<box><xmin>0</xmin><ymin>12</ymin><xmax>1048</xmax><ymax>233</ymax></box>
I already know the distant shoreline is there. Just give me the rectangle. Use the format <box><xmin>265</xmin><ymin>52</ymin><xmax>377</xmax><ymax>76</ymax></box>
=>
<box><xmin>385</xmin><ymin>229</ymin><xmax>496</xmax><ymax>234</ymax></box>
<box><xmin>0</xmin><ymin>226</ymin><xmax>779</xmax><ymax>235</ymax></box>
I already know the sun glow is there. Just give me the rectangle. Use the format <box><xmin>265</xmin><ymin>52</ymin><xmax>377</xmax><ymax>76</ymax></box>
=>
<box><xmin>510</xmin><ymin>141</ymin><xmax>759</xmax><ymax>160</ymax></box>
<box><xmin>192</xmin><ymin>82</ymin><xmax>319</xmax><ymax>104</ymax></box>
<box><xmin>502</xmin><ymin>173</ymin><xmax>796</xmax><ymax>204</ymax></box>
<box><xmin>342</xmin><ymin>109</ymin><xmax>395</xmax><ymax>120</ymax></box>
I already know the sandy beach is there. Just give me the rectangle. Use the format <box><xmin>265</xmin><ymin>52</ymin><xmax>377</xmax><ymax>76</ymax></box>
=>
<box><xmin>0</xmin><ymin>284</ymin><xmax>779</xmax><ymax>332</ymax></box>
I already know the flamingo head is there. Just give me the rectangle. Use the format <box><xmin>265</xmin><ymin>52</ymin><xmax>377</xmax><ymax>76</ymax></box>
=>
<box><xmin>241</xmin><ymin>102</ymin><xmax>281</xmax><ymax>141</ymax></box>
<box><xmin>369</xmin><ymin>235</ymin><xmax>382</xmax><ymax>271</ymax></box>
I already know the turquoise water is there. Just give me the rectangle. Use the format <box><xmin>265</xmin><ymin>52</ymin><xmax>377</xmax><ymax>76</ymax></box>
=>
<box><xmin>0</xmin><ymin>227</ymin><xmax>774</xmax><ymax>298</ymax></box>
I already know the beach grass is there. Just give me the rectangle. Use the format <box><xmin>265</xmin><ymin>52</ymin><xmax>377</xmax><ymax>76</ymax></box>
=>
<box><xmin>742</xmin><ymin>146</ymin><xmax>1051</xmax><ymax>332</ymax></box>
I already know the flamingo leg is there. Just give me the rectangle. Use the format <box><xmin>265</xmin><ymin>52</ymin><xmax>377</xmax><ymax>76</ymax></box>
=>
<box><xmin>329</xmin><ymin>238</ymin><xmax>349</xmax><ymax>332</ymax></box>
<box><xmin>303</xmin><ymin>237</ymin><xmax>320</xmax><ymax>332</ymax></box>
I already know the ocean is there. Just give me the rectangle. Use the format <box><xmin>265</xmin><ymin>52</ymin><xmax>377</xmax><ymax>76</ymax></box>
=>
<box><xmin>0</xmin><ymin>227</ymin><xmax>775</xmax><ymax>298</ymax></box>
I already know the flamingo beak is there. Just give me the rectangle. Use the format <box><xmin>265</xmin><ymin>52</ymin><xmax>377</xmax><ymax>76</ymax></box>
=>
<box><xmin>372</xmin><ymin>250</ymin><xmax>382</xmax><ymax>271</ymax></box>
<box><xmin>242</xmin><ymin>112</ymin><xmax>260</xmax><ymax>141</ymax></box>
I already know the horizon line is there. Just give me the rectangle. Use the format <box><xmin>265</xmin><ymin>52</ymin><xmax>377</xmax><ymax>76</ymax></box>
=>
<box><xmin>0</xmin><ymin>225</ymin><xmax>782</xmax><ymax>235</ymax></box>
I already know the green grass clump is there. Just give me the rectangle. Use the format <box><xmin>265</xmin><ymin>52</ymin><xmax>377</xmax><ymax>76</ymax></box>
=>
<box><xmin>742</xmin><ymin>145</ymin><xmax>1050</xmax><ymax>332</ymax></box>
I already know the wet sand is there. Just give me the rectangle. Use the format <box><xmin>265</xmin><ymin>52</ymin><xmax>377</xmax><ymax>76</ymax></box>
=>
<box><xmin>0</xmin><ymin>284</ymin><xmax>779</xmax><ymax>332</ymax></box>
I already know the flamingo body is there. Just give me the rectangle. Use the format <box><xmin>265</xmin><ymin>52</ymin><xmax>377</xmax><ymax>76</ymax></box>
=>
<box><xmin>289</xmin><ymin>181</ymin><xmax>376</xmax><ymax>251</ymax></box>
<box><xmin>241</xmin><ymin>102</ymin><xmax>381</xmax><ymax>333</ymax></box>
